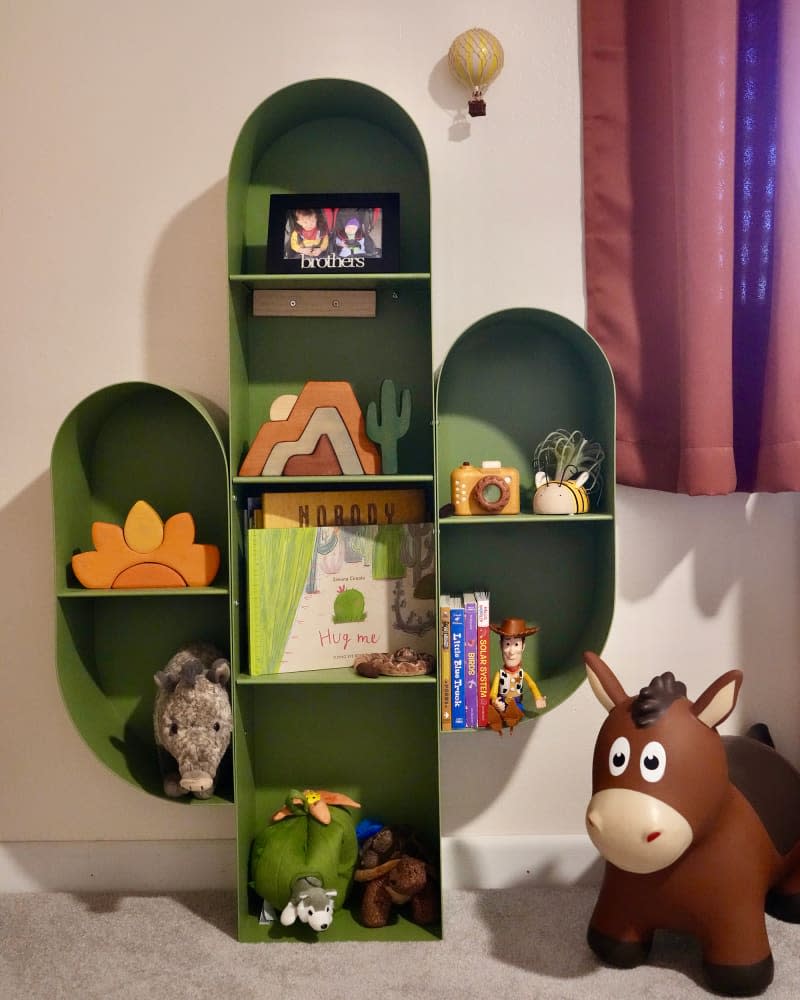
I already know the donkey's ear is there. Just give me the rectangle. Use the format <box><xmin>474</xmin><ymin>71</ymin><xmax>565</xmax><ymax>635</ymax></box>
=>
<box><xmin>584</xmin><ymin>652</ymin><xmax>628</xmax><ymax>713</ymax></box>
<box><xmin>692</xmin><ymin>670</ymin><xmax>743</xmax><ymax>729</ymax></box>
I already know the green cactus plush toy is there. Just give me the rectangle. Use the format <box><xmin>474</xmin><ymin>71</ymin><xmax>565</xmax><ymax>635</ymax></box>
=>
<box><xmin>249</xmin><ymin>789</ymin><xmax>361</xmax><ymax>934</ymax></box>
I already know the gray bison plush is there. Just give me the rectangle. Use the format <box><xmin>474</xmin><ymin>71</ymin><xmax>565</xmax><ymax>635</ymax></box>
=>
<box><xmin>153</xmin><ymin>641</ymin><xmax>232</xmax><ymax>799</ymax></box>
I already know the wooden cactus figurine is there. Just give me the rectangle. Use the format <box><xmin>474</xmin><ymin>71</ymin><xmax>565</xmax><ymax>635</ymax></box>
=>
<box><xmin>366</xmin><ymin>379</ymin><xmax>411</xmax><ymax>475</ymax></box>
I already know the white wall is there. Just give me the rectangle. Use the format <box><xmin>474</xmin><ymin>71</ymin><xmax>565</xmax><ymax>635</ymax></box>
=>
<box><xmin>3</xmin><ymin>0</ymin><xmax>799</xmax><ymax>888</ymax></box>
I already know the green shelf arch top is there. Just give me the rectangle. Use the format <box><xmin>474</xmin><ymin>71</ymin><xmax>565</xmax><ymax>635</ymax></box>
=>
<box><xmin>51</xmin><ymin>382</ymin><xmax>231</xmax><ymax>799</ymax></box>
<box><xmin>435</xmin><ymin>307</ymin><xmax>616</xmax><ymax>715</ymax></box>
<box><xmin>436</xmin><ymin>308</ymin><xmax>616</xmax><ymax>508</ymax></box>
<box><xmin>227</xmin><ymin>78</ymin><xmax>430</xmax><ymax>278</ymax></box>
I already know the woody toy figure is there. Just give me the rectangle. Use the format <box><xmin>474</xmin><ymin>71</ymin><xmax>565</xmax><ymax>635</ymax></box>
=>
<box><xmin>486</xmin><ymin>617</ymin><xmax>546</xmax><ymax>735</ymax></box>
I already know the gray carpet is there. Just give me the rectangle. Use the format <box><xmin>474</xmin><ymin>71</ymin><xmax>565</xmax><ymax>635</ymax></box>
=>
<box><xmin>2</xmin><ymin>887</ymin><xmax>799</xmax><ymax>999</ymax></box>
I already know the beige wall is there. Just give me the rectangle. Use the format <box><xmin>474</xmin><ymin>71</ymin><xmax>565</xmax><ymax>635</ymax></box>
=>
<box><xmin>2</xmin><ymin>0</ymin><xmax>799</xmax><ymax>865</ymax></box>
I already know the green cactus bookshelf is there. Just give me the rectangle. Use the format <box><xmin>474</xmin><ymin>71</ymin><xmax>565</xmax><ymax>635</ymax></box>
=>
<box><xmin>50</xmin><ymin>79</ymin><xmax>616</xmax><ymax>946</ymax></box>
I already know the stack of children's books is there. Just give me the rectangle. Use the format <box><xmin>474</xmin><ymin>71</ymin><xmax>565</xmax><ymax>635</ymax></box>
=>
<box><xmin>439</xmin><ymin>591</ymin><xmax>491</xmax><ymax>730</ymax></box>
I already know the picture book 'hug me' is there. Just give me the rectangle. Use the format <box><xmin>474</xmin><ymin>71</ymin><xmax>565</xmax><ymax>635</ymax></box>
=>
<box><xmin>248</xmin><ymin>524</ymin><xmax>436</xmax><ymax>675</ymax></box>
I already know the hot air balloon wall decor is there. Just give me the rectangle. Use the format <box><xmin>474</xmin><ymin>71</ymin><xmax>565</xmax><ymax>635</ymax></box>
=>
<box><xmin>447</xmin><ymin>27</ymin><xmax>505</xmax><ymax>117</ymax></box>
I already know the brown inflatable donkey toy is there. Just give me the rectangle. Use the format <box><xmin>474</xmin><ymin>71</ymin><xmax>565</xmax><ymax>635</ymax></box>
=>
<box><xmin>584</xmin><ymin>652</ymin><xmax>800</xmax><ymax>996</ymax></box>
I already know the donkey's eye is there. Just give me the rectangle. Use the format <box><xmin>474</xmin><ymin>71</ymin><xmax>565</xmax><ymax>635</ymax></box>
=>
<box><xmin>608</xmin><ymin>736</ymin><xmax>630</xmax><ymax>776</ymax></box>
<box><xmin>640</xmin><ymin>741</ymin><xmax>667</xmax><ymax>782</ymax></box>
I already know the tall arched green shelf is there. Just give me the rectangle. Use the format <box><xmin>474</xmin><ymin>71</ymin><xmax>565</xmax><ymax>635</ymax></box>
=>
<box><xmin>51</xmin><ymin>382</ymin><xmax>231</xmax><ymax>799</ymax></box>
<box><xmin>226</xmin><ymin>80</ymin><xmax>441</xmax><ymax>942</ymax></box>
<box><xmin>435</xmin><ymin>308</ymin><xmax>616</xmax><ymax>717</ymax></box>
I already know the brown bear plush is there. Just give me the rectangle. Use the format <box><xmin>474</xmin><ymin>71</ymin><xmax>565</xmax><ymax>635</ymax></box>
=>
<box><xmin>357</xmin><ymin>854</ymin><xmax>439</xmax><ymax>928</ymax></box>
<box><xmin>354</xmin><ymin>825</ymin><xmax>439</xmax><ymax>928</ymax></box>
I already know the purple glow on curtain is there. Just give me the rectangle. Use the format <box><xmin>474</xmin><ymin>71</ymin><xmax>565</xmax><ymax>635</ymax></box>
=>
<box><xmin>581</xmin><ymin>0</ymin><xmax>800</xmax><ymax>494</ymax></box>
<box><xmin>732</xmin><ymin>0</ymin><xmax>779</xmax><ymax>490</ymax></box>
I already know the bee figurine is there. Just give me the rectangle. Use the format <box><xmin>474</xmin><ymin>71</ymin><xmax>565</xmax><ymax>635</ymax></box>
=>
<box><xmin>532</xmin><ymin>469</ymin><xmax>590</xmax><ymax>515</ymax></box>
<box><xmin>531</xmin><ymin>429</ymin><xmax>604</xmax><ymax>515</ymax></box>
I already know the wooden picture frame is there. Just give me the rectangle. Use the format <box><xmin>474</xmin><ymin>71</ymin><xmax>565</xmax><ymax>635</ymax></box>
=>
<box><xmin>265</xmin><ymin>193</ymin><xmax>399</xmax><ymax>274</ymax></box>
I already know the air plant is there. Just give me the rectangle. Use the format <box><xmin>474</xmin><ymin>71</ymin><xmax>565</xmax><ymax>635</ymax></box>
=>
<box><xmin>533</xmin><ymin>429</ymin><xmax>605</xmax><ymax>494</ymax></box>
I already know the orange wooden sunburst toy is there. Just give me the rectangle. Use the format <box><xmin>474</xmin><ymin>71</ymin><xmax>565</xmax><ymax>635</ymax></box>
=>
<box><xmin>71</xmin><ymin>500</ymin><xmax>220</xmax><ymax>589</ymax></box>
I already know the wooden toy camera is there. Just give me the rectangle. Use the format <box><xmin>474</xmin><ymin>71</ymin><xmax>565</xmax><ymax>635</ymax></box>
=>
<box><xmin>450</xmin><ymin>460</ymin><xmax>520</xmax><ymax>516</ymax></box>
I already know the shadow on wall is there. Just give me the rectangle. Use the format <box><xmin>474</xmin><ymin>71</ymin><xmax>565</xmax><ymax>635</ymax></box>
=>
<box><xmin>427</xmin><ymin>55</ymin><xmax>474</xmax><ymax>142</ymax></box>
<box><xmin>615</xmin><ymin>485</ymin><xmax>800</xmax><ymax>765</ymax></box>
<box><xmin>3</xmin><ymin>471</ymin><xmax>60</xmax><ymax>710</ymax></box>
<box><xmin>439</xmin><ymin>720</ymin><xmax>541</xmax><ymax>832</ymax></box>
<box><xmin>143</xmin><ymin>179</ymin><xmax>230</xmax><ymax>417</ymax></box>
<box><xmin>1</xmin><ymin>470</ymin><xmax>81</xmax><ymax>851</ymax></box>
<box><xmin>617</xmin><ymin>486</ymin><xmax>753</xmax><ymax>611</ymax></box>
<box><xmin>735</xmin><ymin>491</ymin><xmax>800</xmax><ymax>765</ymax></box>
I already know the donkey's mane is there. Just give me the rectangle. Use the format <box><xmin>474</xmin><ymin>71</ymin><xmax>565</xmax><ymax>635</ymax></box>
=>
<box><xmin>631</xmin><ymin>672</ymin><xmax>687</xmax><ymax>727</ymax></box>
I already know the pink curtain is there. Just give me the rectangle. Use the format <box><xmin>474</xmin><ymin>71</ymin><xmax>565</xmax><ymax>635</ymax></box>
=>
<box><xmin>581</xmin><ymin>0</ymin><xmax>800</xmax><ymax>494</ymax></box>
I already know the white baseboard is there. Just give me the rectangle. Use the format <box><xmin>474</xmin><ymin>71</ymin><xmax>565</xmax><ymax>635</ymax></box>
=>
<box><xmin>0</xmin><ymin>835</ymin><xmax>602</xmax><ymax>893</ymax></box>
<box><xmin>0</xmin><ymin>840</ymin><xmax>236</xmax><ymax>893</ymax></box>
<box><xmin>441</xmin><ymin>834</ymin><xmax>602</xmax><ymax>889</ymax></box>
